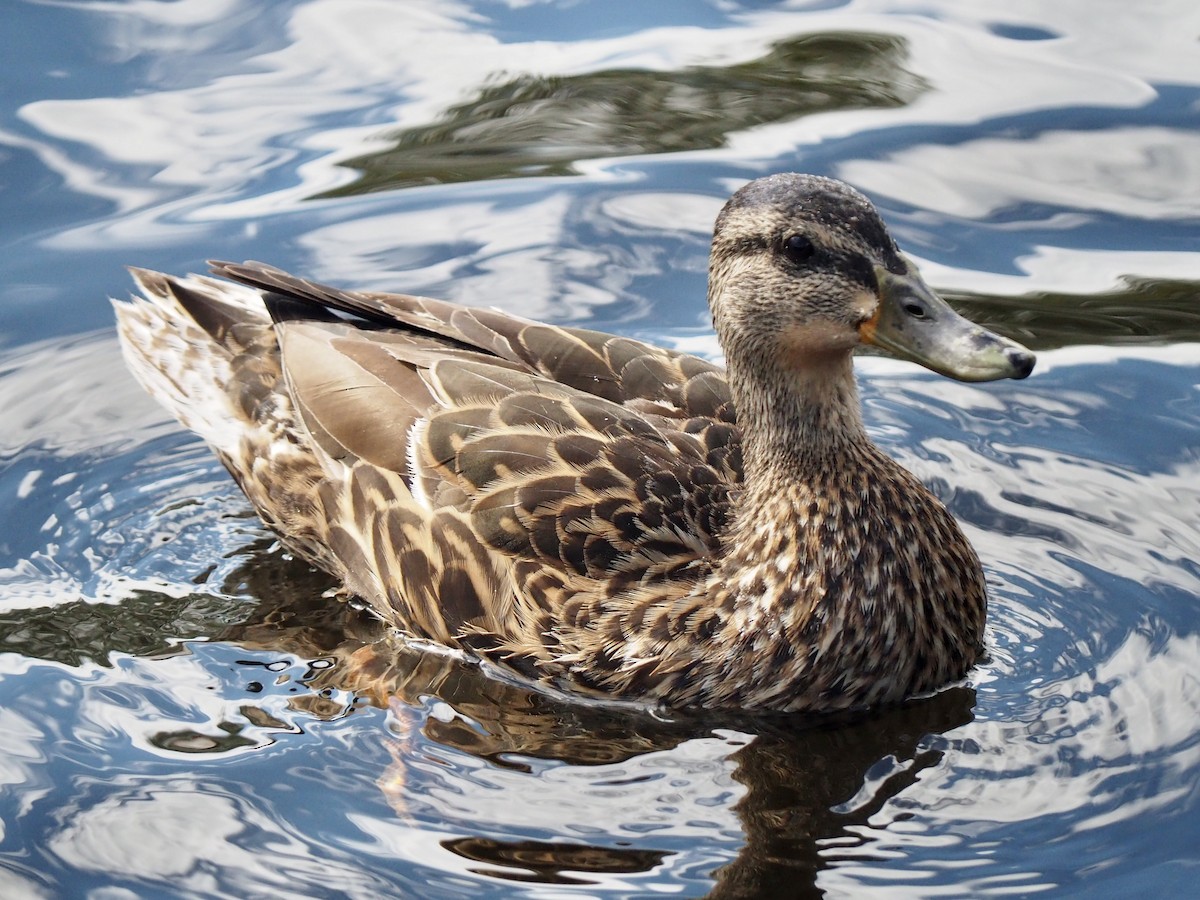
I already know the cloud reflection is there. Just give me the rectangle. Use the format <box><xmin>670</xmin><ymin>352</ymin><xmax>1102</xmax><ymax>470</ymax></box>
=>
<box><xmin>841</xmin><ymin>127</ymin><xmax>1200</xmax><ymax>220</ymax></box>
<box><xmin>45</xmin><ymin>776</ymin><xmax>391</xmax><ymax>897</ymax></box>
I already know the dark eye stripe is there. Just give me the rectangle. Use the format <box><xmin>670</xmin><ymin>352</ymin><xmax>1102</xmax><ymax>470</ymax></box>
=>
<box><xmin>731</xmin><ymin>233</ymin><xmax>886</xmax><ymax>294</ymax></box>
<box><xmin>836</xmin><ymin>252</ymin><xmax>879</xmax><ymax>292</ymax></box>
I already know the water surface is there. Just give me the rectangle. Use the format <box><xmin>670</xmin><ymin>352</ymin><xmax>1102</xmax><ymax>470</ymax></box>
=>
<box><xmin>1</xmin><ymin>1</ymin><xmax>1198</xmax><ymax>897</ymax></box>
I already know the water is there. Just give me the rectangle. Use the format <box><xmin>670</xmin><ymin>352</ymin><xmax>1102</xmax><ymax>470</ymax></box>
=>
<box><xmin>2</xmin><ymin>1</ymin><xmax>1198</xmax><ymax>897</ymax></box>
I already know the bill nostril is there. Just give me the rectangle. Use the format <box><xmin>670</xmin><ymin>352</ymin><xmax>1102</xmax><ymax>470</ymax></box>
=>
<box><xmin>1007</xmin><ymin>347</ymin><xmax>1036</xmax><ymax>379</ymax></box>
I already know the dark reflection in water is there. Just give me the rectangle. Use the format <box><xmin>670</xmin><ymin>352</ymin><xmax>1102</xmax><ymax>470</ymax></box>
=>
<box><xmin>320</xmin><ymin>32</ymin><xmax>925</xmax><ymax>196</ymax></box>
<box><xmin>709</xmin><ymin>695</ymin><xmax>974</xmax><ymax>899</ymax></box>
<box><xmin>950</xmin><ymin>277</ymin><xmax>1200</xmax><ymax>350</ymax></box>
<box><xmin>442</xmin><ymin>836</ymin><xmax>670</xmax><ymax>885</ymax></box>
<box><xmin>0</xmin><ymin>590</ymin><xmax>245</xmax><ymax>667</ymax></box>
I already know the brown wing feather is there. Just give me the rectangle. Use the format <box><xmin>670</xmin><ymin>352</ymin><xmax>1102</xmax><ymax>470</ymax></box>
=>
<box><xmin>276</xmin><ymin>324</ymin><xmax>425</xmax><ymax>472</ymax></box>
<box><xmin>128</xmin><ymin>262</ymin><xmax>744</xmax><ymax>690</ymax></box>
<box><xmin>262</xmin><ymin>285</ymin><xmax>738</xmax><ymax>652</ymax></box>
<box><xmin>211</xmin><ymin>260</ymin><xmax>732</xmax><ymax>418</ymax></box>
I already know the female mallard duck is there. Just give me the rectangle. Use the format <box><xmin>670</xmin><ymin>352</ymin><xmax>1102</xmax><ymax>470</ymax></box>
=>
<box><xmin>115</xmin><ymin>174</ymin><xmax>1034</xmax><ymax>713</ymax></box>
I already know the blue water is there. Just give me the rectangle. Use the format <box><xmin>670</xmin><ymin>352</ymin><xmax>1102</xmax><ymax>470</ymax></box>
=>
<box><xmin>2</xmin><ymin>2</ymin><xmax>1198</xmax><ymax>897</ymax></box>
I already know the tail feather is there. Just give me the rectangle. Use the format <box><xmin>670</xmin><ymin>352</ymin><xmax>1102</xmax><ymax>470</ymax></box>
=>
<box><xmin>113</xmin><ymin>269</ymin><xmax>272</xmax><ymax>456</ymax></box>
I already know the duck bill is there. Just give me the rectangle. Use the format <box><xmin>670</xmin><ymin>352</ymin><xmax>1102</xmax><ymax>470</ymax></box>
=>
<box><xmin>859</xmin><ymin>260</ymin><xmax>1035</xmax><ymax>382</ymax></box>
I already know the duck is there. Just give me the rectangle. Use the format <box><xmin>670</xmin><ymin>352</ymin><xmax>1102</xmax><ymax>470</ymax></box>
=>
<box><xmin>114</xmin><ymin>173</ymin><xmax>1034</xmax><ymax>713</ymax></box>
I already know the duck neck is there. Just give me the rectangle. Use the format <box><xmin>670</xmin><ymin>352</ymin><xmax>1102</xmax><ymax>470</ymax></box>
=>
<box><xmin>711</xmin><ymin>348</ymin><xmax>879</xmax><ymax>614</ymax></box>
<box><xmin>730</xmin><ymin>349</ymin><xmax>869</xmax><ymax>492</ymax></box>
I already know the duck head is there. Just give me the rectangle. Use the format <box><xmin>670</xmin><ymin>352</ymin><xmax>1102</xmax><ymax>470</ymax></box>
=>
<box><xmin>708</xmin><ymin>173</ymin><xmax>1035</xmax><ymax>384</ymax></box>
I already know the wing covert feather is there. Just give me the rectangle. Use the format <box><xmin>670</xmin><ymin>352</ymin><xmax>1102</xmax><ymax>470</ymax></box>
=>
<box><xmin>213</xmin><ymin>260</ymin><xmax>742</xmax><ymax>647</ymax></box>
<box><xmin>214</xmin><ymin>260</ymin><xmax>732</xmax><ymax>418</ymax></box>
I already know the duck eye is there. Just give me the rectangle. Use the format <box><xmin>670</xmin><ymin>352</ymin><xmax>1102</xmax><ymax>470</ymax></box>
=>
<box><xmin>782</xmin><ymin>234</ymin><xmax>815</xmax><ymax>264</ymax></box>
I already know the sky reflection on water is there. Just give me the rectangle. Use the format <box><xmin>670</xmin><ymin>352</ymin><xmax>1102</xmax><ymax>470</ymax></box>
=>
<box><xmin>1</xmin><ymin>0</ymin><xmax>1199</xmax><ymax>897</ymax></box>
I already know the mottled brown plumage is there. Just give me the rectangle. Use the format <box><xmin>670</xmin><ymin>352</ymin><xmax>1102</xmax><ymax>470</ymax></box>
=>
<box><xmin>114</xmin><ymin>174</ymin><xmax>1034</xmax><ymax>712</ymax></box>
